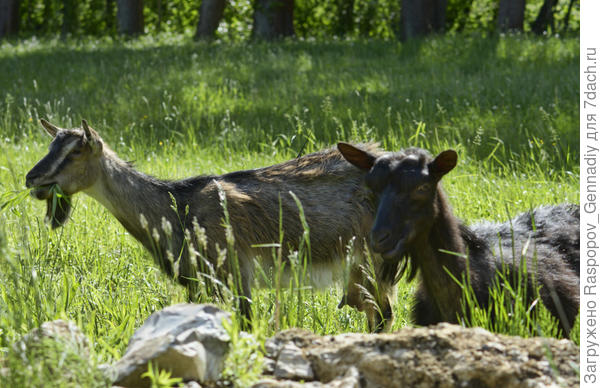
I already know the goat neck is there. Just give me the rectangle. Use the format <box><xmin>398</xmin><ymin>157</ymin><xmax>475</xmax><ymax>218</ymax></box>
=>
<box><xmin>413</xmin><ymin>189</ymin><xmax>467</xmax><ymax>323</ymax></box>
<box><xmin>85</xmin><ymin>148</ymin><xmax>185</xmax><ymax>273</ymax></box>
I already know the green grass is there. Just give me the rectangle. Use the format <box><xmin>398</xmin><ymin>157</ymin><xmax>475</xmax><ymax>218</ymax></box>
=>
<box><xmin>0</xmin><ymin>33</ymin><xmax>579</xmax><ymax>386</ymax></box>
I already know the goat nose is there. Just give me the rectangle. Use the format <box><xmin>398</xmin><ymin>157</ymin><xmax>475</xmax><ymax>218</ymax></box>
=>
<box><xmin>25</xmin><ymin>172</ymin><xmax>39</xmax><ymax>188</ymax></box>
<box><xmin>370</xmin><ymin>228</ymin><xmax>392</xmax><ymax>252</ymax></box>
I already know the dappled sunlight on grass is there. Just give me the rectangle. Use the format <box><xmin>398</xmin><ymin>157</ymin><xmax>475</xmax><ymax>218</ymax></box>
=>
<box><xmin>0</xmin><ymin>34</ymin><xmax>579</xmax><ymax>386</ymax></box>
<box><xmin>0</xmin><ymin>35</ymin><xmax>578</xmax><ymax>171</ymax></box>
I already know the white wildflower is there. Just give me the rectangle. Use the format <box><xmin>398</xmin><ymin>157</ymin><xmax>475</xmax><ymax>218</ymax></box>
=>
<box><xmin>139</xmin><ymin>213</ymin><xmax>148</xmax><ymax>230</ymax></box>
<box><xmin>161</xmin><ymin>216</ymin><xmax>172</xmax><ymax>237</ymax></box>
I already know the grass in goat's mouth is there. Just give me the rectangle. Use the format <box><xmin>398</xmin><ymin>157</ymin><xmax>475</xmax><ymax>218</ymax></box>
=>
<box><xmin>29</xmin><ymin>184</ymin><xmax>55</xmax><ymax>199</ymax></box>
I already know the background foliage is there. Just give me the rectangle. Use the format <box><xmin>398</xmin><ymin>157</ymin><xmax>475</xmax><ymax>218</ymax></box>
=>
<box><xmin>12</xmin><ymin>0</ymin><xmax>580</xmax><ymax>39</ymax></box>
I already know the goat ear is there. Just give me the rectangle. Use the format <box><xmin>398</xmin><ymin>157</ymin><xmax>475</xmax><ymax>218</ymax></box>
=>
<box><xmin>337</xmin><ymin>142</ymin><xmax>376</xmax><ymax>171</ymax></box>
<box><xmin>429</xmin><ymin>150</ymin><xmax>457</xmax><ymax>179</ymax></box>
<box><xmin>40</xmin><ymin>119</ymin><xmax>60</xmax><ymax>138</ymax></box>
<box><xmin>81</xmin><ymin>119</ymin><xmax>102</xmax><ymax>153</ymax></box>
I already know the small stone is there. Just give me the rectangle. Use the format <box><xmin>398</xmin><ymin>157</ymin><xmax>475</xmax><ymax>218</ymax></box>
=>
<box><xmin>264</xmin><ymin>338</ymin><xmax>283</xmax><ymax>358</ymax></box>
<box><xmin>263</xmin><ymin>357</ymin><xmax>276</xmax><ymax>375</ymax></box>
<box><xmin>327</xmin><ymin>366</ymin><xmax>360</xmax><ymax>388</ymax></box>
<box><xmin>481</xmin><ymin>341</ymin><xmax>506</xmax><ymax>353</ymax></box>
<box><xmin>274</xmin><ymin>343</ymin><xmax>314</xmax><ymax>380</ymax></box>
<box><xmin>182</xmin><ymin>381</ymin><xmax>203</xmax><ymax>388</ymax></box>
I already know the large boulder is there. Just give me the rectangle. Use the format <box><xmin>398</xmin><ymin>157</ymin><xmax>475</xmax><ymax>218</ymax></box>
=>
<box><xmin>255</xmin><ymin>323</ymin><xmax>579</xmax><ymax>388</ymax></box>
<box><xmin>108</xmin><ymin>303</ymin><xmax>231</xmax><ymax>387</ymax></box>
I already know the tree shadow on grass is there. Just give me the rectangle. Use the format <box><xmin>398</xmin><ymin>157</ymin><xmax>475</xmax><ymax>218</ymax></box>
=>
<box><xmin>0</xmin><ymin>35</ymin><xmax>578</xmax><ymax>170</ymax></box>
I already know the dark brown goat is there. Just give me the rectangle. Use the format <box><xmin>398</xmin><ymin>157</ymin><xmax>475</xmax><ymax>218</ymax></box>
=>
<box><xmin>25</xmin><ymin>120</ymin><xmax>399</xmax><ymax>331</ymax></box>
<box><xmin>338</xmin><ymin>143</ymin><xmax>580</xmax><ymax>335</ymax></box>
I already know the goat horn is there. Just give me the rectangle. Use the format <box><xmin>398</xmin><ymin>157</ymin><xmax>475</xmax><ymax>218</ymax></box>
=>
<box><xmin>81</xmin><ymin>119</ymin><xmax>103</xmax><ymax>154</ymax></box>
<box><xmin>81</xmin><ymin>119</ymin><xmax>94</xmax><ymax>142</ymax></box>
<box><xmin>39</xmin><ymin>119</ymin><xmax>60</xmax><ymax>138</ymax></box>
<box><xmin>81</xmin><ymin>120</ymin><xmax>93</xmax><ymax>140</ymax></box>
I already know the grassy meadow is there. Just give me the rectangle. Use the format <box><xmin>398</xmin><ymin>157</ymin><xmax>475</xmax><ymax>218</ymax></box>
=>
<box><xmin>0</xmin><ymin>34</ymin><xmax>579</xmax><ymax>386</ymax></box>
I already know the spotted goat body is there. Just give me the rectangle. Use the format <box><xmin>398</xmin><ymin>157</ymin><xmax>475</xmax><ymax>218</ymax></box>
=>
<box><xmin>337</xmin><ymin>143</ymin><xmax>580</xmax><ymax>335</ymax></box>
<box><xmin>25</xmin><ymin>119</ymin><xmax>400</xmax><ymax>331</ymax></box>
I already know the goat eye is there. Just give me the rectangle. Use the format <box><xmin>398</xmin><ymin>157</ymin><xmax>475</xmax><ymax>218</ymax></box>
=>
<box><xmin>416</xmin><ymin>183</ymin><xmax>432</xmax><ymax>193</ymax></box>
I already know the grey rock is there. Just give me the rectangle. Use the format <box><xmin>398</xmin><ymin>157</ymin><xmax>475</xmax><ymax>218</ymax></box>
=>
<box><xmin>274</xmin><ymin>343</ymin><xmax>314</xmax><ymax>380</ymax></box>
<box><xmin>252</xmin><ymin>379</ymin><xmax>306</xmax><ymax>388</ymax></box>
<box><xmin>262</xmin><ymin>357</ymin><xmax>276</xmax><ymax>375</ymax></box>
<box><xmin>258</xmin><ymin>323</ymin><xmax>579</xmax><ymax>388</ymax></box>
<box><xmin>254</xmin><ymin>367</ymin><xmax>359</xmax><ymax>388</ymax></box>
<box><xmin>108</xmin><ymin>303</ymin><xmax>230</xmax><ymax>387</ymax></box>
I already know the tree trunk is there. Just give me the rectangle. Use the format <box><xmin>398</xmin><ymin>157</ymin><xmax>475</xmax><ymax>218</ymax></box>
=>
<box><xmin>562</xmin><ymin>0</ymin><xmax>576</xmax><ymax>33</ymax></box>
<box><xmin>402</xmin><ymin>0</ymin><xmax>425</xmax><ymax>39</ymax></box>
<box><xmin>42</xmin><ymin>0</ymin><xmax>53</xmax><ymax>33</ymax></box>
<box><xmin>334</xmin><ymin>0</ymin><xmax>354</xmax><ymax>36</ymax></box>
<box><xmin>252</xmin><ymin>0</ymin><xmax>294</xmax><ymax>40</ymax></box>
<box><xmin>401</xmin><ymin>0</ymin><xmax>446</xmax><ymax>40</ymax></box>
<box><xmin>117</xmin><ymin>0</ymin><xmax>144</xmax><ymax>35</ymax></box>
<box><xmin>105</xmin><ymin>0</ymin><xmax>115</xmax><ymax>33</ymax></box>
<box><xmin>427</xmin><ymin>0</ymin><xmax>447</xmax><ymax>33</ymax></box>
<box><xmin>0</xmin><ymin>0</ymin><xmax>19</xmax><ymax>37</ymax></box>
<box><xmin>195</xmin><ymin>0</ymin><xmax>226</xmax><ymax>40</ymax></box>
<box><xmin>531</xmin><ymin>0</ymin><xmax>557</xmax><ymax>35</ymax></box>
<box><xmin>156</xmin><ymin>0</ymin><xmax>162</xmax><ymax>31</ymax></box>
<box><xmin>497</xmin><ymin>0</ymin><xmax>525</xmax><ymax>32</ymax></box>
<box><xmin>61</xmin><ymin>0</ymin><xmax>78</xmax><ymax>37</ymax></box>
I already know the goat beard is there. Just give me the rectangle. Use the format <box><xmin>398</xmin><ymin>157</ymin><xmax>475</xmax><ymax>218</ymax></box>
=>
<box><xmin>45</xmin><ymin>194</ymin><xmax>72</xmax><ymax>229</ymax></box>
<box><xmin>378</xmin><ymin>254</ymin><xmax>416</xmax><ymax>285</ymax></box>
<box><xmin>395</xmin><ymin>254</ymin><xmax>418</xmax><ymax>283</ymax></box>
